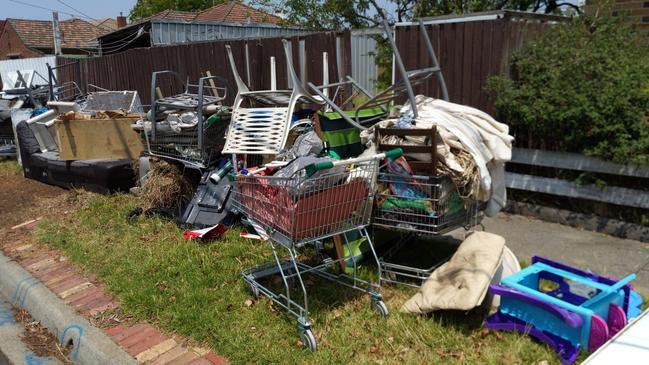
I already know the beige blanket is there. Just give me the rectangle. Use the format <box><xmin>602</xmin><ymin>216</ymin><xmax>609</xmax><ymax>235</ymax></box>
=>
<box><xmin>401</xmin><ymin>231</ymin><xmax>506</xmax><ymax>314</ymax></box>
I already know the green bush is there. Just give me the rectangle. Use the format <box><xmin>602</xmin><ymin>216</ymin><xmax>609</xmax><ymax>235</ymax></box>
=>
<box><xmin>486</xmin><ymin>13</ymin><xmax>649</xmax><ymax>165</ymax></box>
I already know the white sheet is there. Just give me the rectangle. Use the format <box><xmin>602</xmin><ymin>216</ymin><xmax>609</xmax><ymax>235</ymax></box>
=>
<box><xmin>400</xmin><ymin>96</ymin><xmax>513</xmax><ymax>216</ymax></box>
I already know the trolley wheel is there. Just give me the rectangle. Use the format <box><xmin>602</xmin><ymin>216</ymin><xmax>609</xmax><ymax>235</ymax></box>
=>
<box><xmin>373</xmin><ymin>300</ymin><xmax>389</xmax><ymax>319</ymax></box>
<box><xmin>247</xmin><ymin>283</ymin><xmax>260</xmax><ymax>300</ymax></box>
<box><xmin>300</xmin><ymin>329</ymin><xmax>317</xmax><ymax>352</ymax></box>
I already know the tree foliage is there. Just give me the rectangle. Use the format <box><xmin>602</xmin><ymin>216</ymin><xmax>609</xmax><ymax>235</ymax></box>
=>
<box><xmin>486</xmin><ymin>13</ymin><xmax>649</xmax><ymax>164</ymax></box>
<box><xmin>251</xmin><ymin>0</ymin><xmax>581</xmax><ymax>30</ymax></box>
<box><xmin>130</xmin><ymin>0</ymin><xmax>223</xmax><ymax>20</ymax></box>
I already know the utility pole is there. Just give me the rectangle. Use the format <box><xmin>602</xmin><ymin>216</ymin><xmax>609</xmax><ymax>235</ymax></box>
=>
<box><xmin>52</xmin><ymin>11</ymin><xmax>62</xmax><ymax>56</ymax></box>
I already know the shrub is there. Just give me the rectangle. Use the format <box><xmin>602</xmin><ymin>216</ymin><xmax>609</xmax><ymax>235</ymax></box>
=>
<box><xmin>486</xmin><ymin>12</ymin><xmax>649</xmax><ymax>165</ymax></box>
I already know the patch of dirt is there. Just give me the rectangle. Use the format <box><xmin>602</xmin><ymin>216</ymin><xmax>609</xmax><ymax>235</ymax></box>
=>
<box><xmin>0</xmin><ymin>169</ymin><xmax>97</xmax><ymax>248</ymax></box>
<box><xmin>0</xmin><ymin>173</ymin><xmax>67</xmax><ymax>229</ymax></box>
<box><xmin>12</xmin><ymin>307</ymin><xmax>73</xmax><ymax>364</ymax></box>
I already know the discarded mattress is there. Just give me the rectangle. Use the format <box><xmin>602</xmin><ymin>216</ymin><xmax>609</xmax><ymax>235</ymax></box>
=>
<box><xmin>16</xmin><ymin>121</ymin><xmax>135</xmax><ymax>193</ymax></box>
<box><xmin>401</xmin><ymin>231</ymin><xmax>507</xmax><ymax>314</ymax></box>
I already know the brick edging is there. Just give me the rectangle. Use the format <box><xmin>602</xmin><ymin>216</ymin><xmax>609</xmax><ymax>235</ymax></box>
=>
<box><xmin>1</xmin><ymin>239</ymin><xmax>227</xmax><ymax>365</ymax></box>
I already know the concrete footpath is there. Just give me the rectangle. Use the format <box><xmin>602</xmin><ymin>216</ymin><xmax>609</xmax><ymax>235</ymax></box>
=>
<box><xmin>483</xmin><ymin>213</ymin><xmax>649</xmax><ymax>295</ymax></box>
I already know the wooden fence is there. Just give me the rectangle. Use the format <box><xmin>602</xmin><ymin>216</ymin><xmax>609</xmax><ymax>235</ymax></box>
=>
<box><xmin>394</xmin><ymin>11</ymin><xmax>561</xmax><ymax>115</ymax></box>
<box><xmin>56</xmin><ymin>30</ymin><xmax>351</xmax><ymax>106</ymax></box>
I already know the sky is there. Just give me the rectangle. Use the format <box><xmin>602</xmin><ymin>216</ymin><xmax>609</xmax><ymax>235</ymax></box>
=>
<box><xmin>2</xmin><ymin>0</ymin><xmax>138</xmax><ymax>21</ymax></box>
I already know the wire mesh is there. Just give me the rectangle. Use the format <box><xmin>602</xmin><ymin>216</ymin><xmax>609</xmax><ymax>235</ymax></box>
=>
<box><xmin>373</xmin><ymin>173</ymin><xmax>478</xmax><ymax>235</ymax></box>
<box><xmin>230</xmin><ymin>159</ymin><xmax>378</xmax><ymax>247</ymax></box>
<box><xmin>145</xmin><ymin>114</ymin><xmax>229</xmax><ymax>167</ymax></box>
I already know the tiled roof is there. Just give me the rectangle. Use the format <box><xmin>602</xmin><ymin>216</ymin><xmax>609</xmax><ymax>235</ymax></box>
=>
<box><xmin>194</xmin><ymin>1</ymin><xmax>281</xmax><ymax>24</ymax></box>
<box><xmin>7</xmin><ymin>18</ymin><xmax>108</xmax><ymax>50</ymax></box>
<box><xmin>143</xmin><ymin>1</ymin><xmax>281</xmax><ymax>25</ymax></box>
<box><xmin>143</xmin><ymin>9</ymin><xmax>198</xmax><ymax>22</ymax></box>
<box><xmin>89</xmin><ymin>18</ymin><xmax>119</xmax><ymax>31</ymax></box>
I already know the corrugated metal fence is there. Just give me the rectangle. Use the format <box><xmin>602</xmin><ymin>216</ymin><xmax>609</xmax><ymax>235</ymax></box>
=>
<box><xmin>150</xmin><ymin>20</ymin><xmax>308</xmax><ymax>45</ymax></box>
<box><xmin>0</xmin><ymin>55</ymin><xmax>57</xmax><ymax>91</ymax></box>
<box><xmin>394</xmin><ymin>11</ymin><xmax>559</xmax><ymax>114</ymax></box>
<box><xmin>57</xmin><ymin>31</ymin><xmax>351</xmax><ymax>106</ymax></box>
<box><xmin>351</xmin><ymin>28</ymin><xmax>381</xmax><ymax>94</ymax></box>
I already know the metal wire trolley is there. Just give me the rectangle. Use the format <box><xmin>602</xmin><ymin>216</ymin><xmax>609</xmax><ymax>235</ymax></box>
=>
<box><xmin>230</xmin><ymin>149</ymin><xmax>402</xmax><ymax>351</ymax></box>
<box><xmin>373</xmin><ymin>171</ymin><xmax>482</xmax><ymax>287</ymax></box>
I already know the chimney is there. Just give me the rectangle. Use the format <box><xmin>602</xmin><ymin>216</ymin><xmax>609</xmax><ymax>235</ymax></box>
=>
<box><xmin>117</xmin><ymin>14</ymin><xmax>127</xmax><ymax>28</ymax></box>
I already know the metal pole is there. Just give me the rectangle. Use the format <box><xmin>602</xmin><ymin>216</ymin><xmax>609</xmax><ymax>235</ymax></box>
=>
<box><xmin>46</xmin><ymin>63</ymin><xmax>55</xmax><ymax>101</ymax></box>
<box><xmin>270</xmin><ymin>56</ymin><xmax>276</xmax><ymax>91</ymax></box>
<box><xmin>52</xmin><ymin>12</ymin><xmax>62</xmax><ymax>56</ymax></box>
<box><xmin>418</xmin><ymin>20</ymin><xmax>449</xmax><ymax>101</ymax></box>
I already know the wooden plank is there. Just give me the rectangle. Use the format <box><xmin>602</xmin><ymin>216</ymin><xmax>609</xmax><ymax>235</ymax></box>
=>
<box><xmin>55</xmin><ymin>117</ymin><xmax>144</xmax><ymax>160</ymax></box>
<box><xmin>204</xmin><ymin>70</ymin><xmax>220</xmax><ymax>98</ymax></box>
<box><xmin>377</xmin><ymin>144</ymin><xmax>432</xmax><ymax>153</ymax></box>
<box><xmin>505</xmin><ymin>172</ymin><xmax>649</xmax><ymax>209</ymax></box>
<box><xmin>332</xmin><ymin>235</ymin><xmax>346</xmax><ymax>272</ymax></box>
<box><xmin>377</xmin><ymin>127</ymin><xmax>435</xmax><ymax>137</ymax></box>
<box><xmin>511</xmin><ymin>148</ymin><xmax>649</xmax><ymax>178</ymax></box>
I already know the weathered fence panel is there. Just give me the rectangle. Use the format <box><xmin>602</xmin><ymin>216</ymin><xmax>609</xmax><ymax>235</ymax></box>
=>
<box><xmin>507</xmin><ymin>148</ymin><xmax>649</xmax><ymax>209</ymax></box>
<box><xmin>56</xmin><ymin>31</ymin><xmax>350</xmax><ymax>106</ymax></box>
<box><xmin>394</xmin><ymin>11</ymin><xmax>562</xmax><ymax>115</ymax></box>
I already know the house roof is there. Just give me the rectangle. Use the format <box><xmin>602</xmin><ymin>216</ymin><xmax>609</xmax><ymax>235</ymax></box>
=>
<box><xmin>143</xmin><ymin>9</ymin><xmax>198</xmax><ymax>22</ymax></box>
<box><xmin>194</xmin><ymin>2</ymin><xmax>281</xmax><ymax>24</ymax></box>
<box><xmin>144</xmin><ymin>1</ymin><xmax>281</xmax><ymax>24</ymax></box>
<box><xmin>6</xmin><ymin>18</ymin><xmax>108</xmax><ymax>50</ymax></box>
<box><xmin>89</xmin><ymin>18</ymin><xmax>119</xmax><ymax>32</ymax></box>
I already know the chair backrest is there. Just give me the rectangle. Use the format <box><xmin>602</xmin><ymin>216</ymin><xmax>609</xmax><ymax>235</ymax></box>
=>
<box><xmin>223</xmin><ymin>40</ymin><xmax>323</xmax><ymax>155</ymax></box>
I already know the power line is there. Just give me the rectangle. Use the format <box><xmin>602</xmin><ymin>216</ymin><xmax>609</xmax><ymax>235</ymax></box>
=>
<box><xmin>98</xmin><ymin>27</ymin><xmax>144</xmax><ymax>47</ymax></box>
<box><xmin>7</xmin><ymin>0</ymin><xmax>78</xmax><ymax>18</ymax></box>
<box><xmin>55</xmin><ymin>0</ymin><xmax>115</xmax><ymax>33</ymax></box>
<box><xmin>99</xmin><ymin>29</ymin><xmax>147</xmax><ymax>52</ymax></box>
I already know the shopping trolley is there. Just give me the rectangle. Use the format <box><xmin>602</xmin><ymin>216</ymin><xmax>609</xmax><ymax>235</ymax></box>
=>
<box><xmin>231</xmin><ymin>149</ymin><xmax>402</xmax><ymax>351</ymax></box>
<box><xmin>373</xmin><ymin>168</ymin><xmax>482</xmax><ymax>287</ymax></box>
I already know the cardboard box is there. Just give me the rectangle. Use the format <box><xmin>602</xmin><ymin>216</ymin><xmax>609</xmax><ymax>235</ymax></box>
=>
<box><xmin>55</xmin><ymin>116</ymin><xmax>143</xmax><ymax>160</ymax></box>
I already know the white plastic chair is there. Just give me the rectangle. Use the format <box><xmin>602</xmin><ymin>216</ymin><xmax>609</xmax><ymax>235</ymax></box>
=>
<box><xmin>222</xmin><ymin>39</ymin><xmax>324</xmax><ymax>155</ymax></box>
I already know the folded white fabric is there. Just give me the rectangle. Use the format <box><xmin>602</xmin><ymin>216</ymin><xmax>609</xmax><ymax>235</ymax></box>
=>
<box><xmin>401</xmin><ymin>96</ymin><xmax>513</xmax><ymax>216</ymax></box>
<box><xmin>401</xmin><ymin>231</ymin><xmax>506</xmax><ymax>314</ymax></box>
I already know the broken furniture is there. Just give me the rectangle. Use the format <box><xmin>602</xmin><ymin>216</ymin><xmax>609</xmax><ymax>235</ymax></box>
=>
<box><xmin>486</xmin><ymin>256</ymin><xmax>644</xmax><ymax>365</ymax></box>
<box><xmin>15</xmin><ymin>121</ymin><xmax>135</xmax><ymax>193</ymax></box>
<box><xmin>46</xmin><ymin>61</ymin><xmax>84</xmax><ymax>102</ymax></box>
<box><xmin>55</xmin><ymin>112</ymin><xmax>144</xmax><ymax>161</ymax></box>
<box><xmin>222</xmin><ymin>40</ymin><xmax>325</xmax><ymax>156</ymax></box>
<box><xmin>179</xmin><ymin>162</ymin><xmax>233</xmax><ymax>228</ymax></box>
<box><xmin>362</xmin><ymin>1</ymin><xmax>485</xmax><ymax>287</ymax></box>
<box><xmin>309</xmin><ymin>76</ymin><xmax>388</xmax><ymax>159</ymax></box>
<box><xmin>146</xmin><ymin>70</ymin><xmax>228</xmax><ymax>169</ymax></box>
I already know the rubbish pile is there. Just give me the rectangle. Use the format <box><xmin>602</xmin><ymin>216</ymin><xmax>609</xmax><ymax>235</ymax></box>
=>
<box><xmin>2</xmin><ymin>4</ymin><xmax>644</xmax><ymax>362</ymax></box>
<box><xmin>133</xmin><ymin>71</ymin><xmax>231</xmax><ymax>169</ymax></box>
<box><xmin>13</xmin><ymin>91</ymin><xmax>144</xmax><ymax>192</ymax></box>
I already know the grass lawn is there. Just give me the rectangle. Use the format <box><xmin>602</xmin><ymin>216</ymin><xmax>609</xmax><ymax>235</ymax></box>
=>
<box><xmin>35</xmin><ymin>193</ymin><xmax>563</xmax><ymax>364</ymax></box>
<box><xmin>0</xmin><ymin>158</ymin><xmax>21</xmax><ymax>176</ymax></box>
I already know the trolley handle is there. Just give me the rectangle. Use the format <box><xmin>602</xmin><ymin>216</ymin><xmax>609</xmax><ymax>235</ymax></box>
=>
<box><xmin>304</xmin><ymin>148</ymin><xmax>403</xmax><ymax>177</ymax></box>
